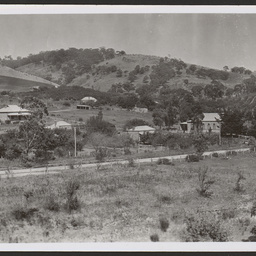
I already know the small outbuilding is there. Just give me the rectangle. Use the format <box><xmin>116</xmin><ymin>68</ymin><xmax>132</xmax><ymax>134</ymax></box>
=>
<box><xmin>77</xmin><ymin>104</ymin><xmax>91</xmax><ymax>110</ymax></box>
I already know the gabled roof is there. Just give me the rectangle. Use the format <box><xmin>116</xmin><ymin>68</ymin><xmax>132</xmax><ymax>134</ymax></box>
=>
<box><xmin>0</xmin><ymin>105</ymin><xmax>30</xmax><ymax>113</ymax></box>
<box><xmin>128</xmin><ymin>125</ymin><xmax>155</xmax><ymax>132</ymax></box>
<box><xmin>81</xmin><ymin>96</ymin><xmax>97</xmax><ymax>102</ymax></box>
<box><xmin>47</xmin><ymin>121</ymin><xmax>72</xmax><ymax>129</ymax></box>
<box><xmin>202</xmin><ymin>113</ymin><xmax>221</xmax><ymax>122</ymax></box>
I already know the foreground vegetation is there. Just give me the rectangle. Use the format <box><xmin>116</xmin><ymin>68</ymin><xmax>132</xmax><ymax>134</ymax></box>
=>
<box><xmin>1</xmin><ymin>152</ymin><xmax>256</xmax><ymax>242</ymax></box>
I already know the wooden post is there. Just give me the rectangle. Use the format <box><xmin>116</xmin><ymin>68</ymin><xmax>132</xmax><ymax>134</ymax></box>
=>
<box><xmin>74</xmin><ymin>127</ymin><xmax>77</xmax><ymax>158</ymax></box>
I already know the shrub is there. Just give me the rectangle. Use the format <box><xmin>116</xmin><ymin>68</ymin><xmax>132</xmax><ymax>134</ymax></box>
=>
<box><xmin>157</xmin><ymin>158</ymin><xmax>174</xmax><ymax>165</ymax></box>
<box><xmin>150</xmin><ymin>234</ymin><xmax>159</xmax><ymax>242</ymax></box>
<box><xmin>78</xmin><ymin>117</ymin><xmax>83</xmax><ymax>122</ymax></box>
<box><xmin>12</xmin><ymin>206</ymin><xmax>38</xmax><ymax>221</ymax></box>
<box><xmin>124</xmin><ymin>148</ymin><xmax>131</xmax><ymax>155</ymax></box>
<box><xmin>221</xmin><ymin>208</ymin><xmax>236</xmax><ymax>220</ymax></box>
<box><xmin>212</xmin><ymin>152</ymin><xmax>218</xmax><ymax>158</ymax></box>
<box><xmin>65</xmin><ymin>179</ymin><xmax>80</xmax><ymax>213</ymax></box>
<box><xmin>159</xmin><ymin>217</ymin><xmax>169</xmax><ymax>232</ymax></box>
<box><xmin>45</xmin><ymin>194</ymin><xmax>60</xmax><ymax>212</ymax></box>
<box><xmin>183</xmin><ymin>212</ymin><xmax>230</xmax><ymax>242</ymax></box>
<box><xmin>234</xmin><ymin>171</ymin><xmax>246</xmax><ymax>192</ymax></box>
<box><xmin>159</xmin><ymin>195</ymin><xmax>173</xmax><ymax>204</ymax></box>
<box><xmin>251</xmin><ymin>202</ymin><xmax>256</xmax><ymax>217</ymax></box>
<box><xmin>95</xmin><ymin>147</ymin><xmax>107</xmax><ymax>162</ymax></box>
<box><xmin>63</xmin><ymin>101</ymin><xmax>71</xmax><ymax>107</ymax></box>
<box><xmin>251</xmin><ymin>225</ymin><xmax>256</xmax><ymax>235</ymax></box>
<box><xmin>186</xmin><ymin>154</ymin><xmax>200</xmax><ymax>162</ymax></box>
<box><xmin>127</xmin><ymin>157</ymin><xmax>135</xmax><ymax>167</ymax></box>
<box><xmin>192</xmin><ymin>133</ymin><xmax>208</xmax><ymax>156</ymax></box>
<box><xmin>196</xmin><ymin>166</ymin><xmax>214</xmax><ymax>198</ymax></box>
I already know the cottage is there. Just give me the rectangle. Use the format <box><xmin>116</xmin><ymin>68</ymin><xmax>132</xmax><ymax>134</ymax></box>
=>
<box><xmin>81</xmin><ymin>96</ymin><xmax>97</xmax><ymax>103</ymax></box>
<box><xmin>46</xmin><ymin>121</ymin><xmax>72</xmax><ymax>130</ymax></box>
<box><xmin>0</xmin><ymin>105</ymin><xmax>31</xmax><ymax>124</ymax></box>
<box><xmin>127</xmin><ymin>125</ymin><xmax>155</xmax><ymax>141</ymax></box>
<box><xmin>77</xmin><ymin>104</ymin><xmax>91</xmax><ymax>110</ymax></box>
<box><xmin>180</xmin><ymin>113</ymin><xmax>221</xmax><ymax>133</ymax></box>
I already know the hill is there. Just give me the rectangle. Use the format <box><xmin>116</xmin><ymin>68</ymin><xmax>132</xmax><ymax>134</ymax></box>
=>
<box><xmin>0</xmin><ymin>66</ymin><xmax>59</xmax><ymax>92</ymax></box>
<box><xmin>15</xmin><ymin>52</ymin><xmax>250</xmax><ymax>93</ymax></box>
<box><xmin>0</xmin><ymin>47</ymin><xmax>253</xmax><ymax>94</ymax></box>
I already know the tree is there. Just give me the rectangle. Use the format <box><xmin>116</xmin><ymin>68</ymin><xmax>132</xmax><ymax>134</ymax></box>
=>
<box><xmin>20</xmin><ymin>96</ymin><xmax>48</xmax><ymax>119</ymax></box>
<box><xmin>152</xmin><ymin>109</ymin><xmax>166</xmax><ymax>128</ymax></box>
<box><xmin>116</xmin><ymin>69</ymin><xmax>123</xmax><ymax>77</ymax></box>
<box><xmin>192</xmin><ymin>133</ymin><xmax>208</xmax><ymax>156</ymax></box>
<box><xmin>165</xmin><ymin>103</ymin><xmax>178</xmax><ymax>129</ymax></box>
<box><xmin>223</xmin><ymin>66</ymin><xmax>229</xmax><ymax>72</ymax></box>
<box><xmin>219</xmin><ymin>108</ymin><xmax>245</xmax><ymax>136</ymax></box>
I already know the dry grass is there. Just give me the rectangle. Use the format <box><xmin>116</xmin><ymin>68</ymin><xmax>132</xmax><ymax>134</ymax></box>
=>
<box><xmin>0</xmin><ymin>152</ymin><xmax>256</xmax><ymax>242</ymax></box>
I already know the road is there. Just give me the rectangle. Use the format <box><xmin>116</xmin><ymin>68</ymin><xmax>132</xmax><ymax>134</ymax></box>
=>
<box><xmin>0</xmin><ymin>147</ymin><xmax>251</xmax><ymax>179</ymax></box>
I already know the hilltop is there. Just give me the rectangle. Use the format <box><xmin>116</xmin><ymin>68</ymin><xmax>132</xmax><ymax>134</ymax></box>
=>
<box><xmin>0</xmin><ymin>47</ymin><xmax>252</xmax><ymax>93</ymax></box>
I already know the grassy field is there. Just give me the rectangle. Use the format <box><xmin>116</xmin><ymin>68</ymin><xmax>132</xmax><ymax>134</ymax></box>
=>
<box><xmin>1</xmin><ymin>152</ymin><xmax>256</xmax><ymax>243</ymax></box>
<box><xmin>47</xmin><ymin>104</ymin><xmax>153</xmax><ymax>130</ymax></box>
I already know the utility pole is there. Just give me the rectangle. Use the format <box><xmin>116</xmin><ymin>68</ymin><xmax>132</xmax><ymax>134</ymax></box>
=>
<box><xmin>219</xmin><ymin>122</ymin><xmax>222</xmax><ymax>146</ymax></box>
<box><xmin>74</xmin><ymin>126</ymin><xmax>77</xmax><ymax>157</ymax></box>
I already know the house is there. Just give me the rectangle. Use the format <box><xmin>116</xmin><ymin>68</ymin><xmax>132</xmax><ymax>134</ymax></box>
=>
<box><xmin>180</xmin><ymin>113</ymin><xmax>221</xmax><ymax>133</ymax></box>
<box><xmin>46</xmin><ymin>121</ymin><xmax>72</xmax><ymax>130</ymax></box>
<box><xmin>127</xmin><ymin>125</ymin><xmax>156</xmax><ymax>141</ymax></box>
<box><xmin>81</xmin><ymin>96</ymin><xmax>97</xmax><ymax>103</ymax></box>
<box><xmin>0</xmin><ymin>105</ymin><xmax>31</xmax><ymax>124</ymax></box>
<box><xmin>133</xmin><ymin>107</ymin><xmax>148</xmax><ymax>113</ymax></box>
<box><xmin>77</xmin><ymin>104</ymin><xmax>91</xmax><ymax>110</ymax></box>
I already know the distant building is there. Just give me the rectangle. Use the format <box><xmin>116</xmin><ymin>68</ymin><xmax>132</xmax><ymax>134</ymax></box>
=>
<box><xmin>77</xmin><ymin>104</ymin><xmax>91</xmax><ymax>110</ymax></box>
<box><xmin>81</xmin><ymin>96</ymin><xmax>97</xmax><ymax>103</ymax></box>
<box><xmin>0</xmin><ymin>105</ymin><xmax>31</xmax><ymax>124</ymax></box>
<box><xmin>46</xmin><ymin>121</ymin><xmax>72</xmax><ymax>130</ymax></box>
<box><xmin>133</xmin><ymin>107</ymin><xmax>148</xmax><ymax>113</ymax></box>
<box><xmin>180</xmin><ymin>113</ymin><xmax>221</xmax><ymax>133</ymax></box>
<box><xmin>127</xmin><ymin>125</ymin><xmax>156</xmax><ymax>141</ymax></box>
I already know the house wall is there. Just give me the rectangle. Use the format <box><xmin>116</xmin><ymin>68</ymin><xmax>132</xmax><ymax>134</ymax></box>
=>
<box><xmin>202</xmin><ymin>121</ymin><xmax>220</xmax><ymax>133</ymax></box>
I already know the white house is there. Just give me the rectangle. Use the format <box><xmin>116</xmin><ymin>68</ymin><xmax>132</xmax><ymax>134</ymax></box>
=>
<box><xmin>127</xmin><ymin>125</ymin><xmax>156</xmax><ymax>141</ymax></box>
<box><xmin>81</xmin><ymin>96</ymin><xmax>97</xmax><ymax>103</ymax></box>
<box><xmin>46</xmin><ymin>121</ymin><xmax>72</xmax><ymax>130</ymax></box>
<box><xmin>0</xmin><ymin>105</ymin><xmax>31</xmax><ymax>124</ymax></box>
<box><xmin>180</xmin><ymin>113</ymin><xmax>221</xmax><ymax>133</ymax></box>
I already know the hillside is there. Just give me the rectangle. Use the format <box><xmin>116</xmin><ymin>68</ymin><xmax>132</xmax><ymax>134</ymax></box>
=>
<box><xmin>14</xmin><ymin>51</ymin><xmax>250</xmax><ymax>93</ymax></box>
<box><xmin>0</xmin><ymin>66</ymin><xmax>59</xmax><ymax>92</ymax></box>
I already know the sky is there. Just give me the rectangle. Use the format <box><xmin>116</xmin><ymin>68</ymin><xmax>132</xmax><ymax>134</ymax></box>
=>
<box><xmin>1</xmin><ymin>12</ymin><xmax>256</xmax><ymax>70</ymax></box>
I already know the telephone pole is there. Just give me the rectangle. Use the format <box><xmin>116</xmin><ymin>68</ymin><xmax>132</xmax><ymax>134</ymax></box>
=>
<box><xmin>74</xmin><ymin>127</ymin><xmax>77</xmax><ymax>157</ymax></box>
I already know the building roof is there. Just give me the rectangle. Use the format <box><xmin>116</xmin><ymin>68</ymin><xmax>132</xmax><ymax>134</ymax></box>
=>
<box><xmin>46</xmin><ymin>121</ymin><xmax>72</xmax><ymax>129</ymax></box>
<box><xmin>128</xmin><ymin>125</ymin><xmax>155</xmax><ymax>132</ymax></box>
<box><xmin>202</xmin><ymin>113</ymin><xmax>221</xmax><ymax>122</ymax></box>
<box><xmin>0</xmin><ymin>105</ymin><xmax>30</xmax><ymax>113</ymax></box>
<box><xmin>81</xmin><ymin>96</ymin><xmax>97</xmax><ymax>102</ymax></box>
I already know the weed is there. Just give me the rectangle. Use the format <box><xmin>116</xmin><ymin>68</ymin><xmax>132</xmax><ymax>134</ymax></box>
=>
<box><xmin>234</xmin><ymin>171</ymin><xmax>246</xmax><ymax>193</ymax></box>
<box><xmin>45</xmin><ymin>194</ymin><xmax>60</xmax><ymax>212</ymax></box>
<box><xmin>221</xmin><ymin>208</ymin><xmax>236</xmax><ymax>220</ymax></box>
<box><xmin>159</xmin><ymin>217</ymin><xmax>169</xmax><ymax>232</ymax></box>
<box><xmin>127</xmin><ymin>158</ymin><xmax>135</xmax><ymax>167</ymax></box>
<box><xmin>150</xmin><ymin>234</ymin><xmax>159</xmax><ymax>242</ymax></box>
<box><xmin>183</xmin><ymin>212</ymin><xmax>230</xmax><ymax>242</ymax></box>
<box><xmin>157</xmin><ymin>158</ymin><xmax>174</xmax><ymax>166</ymax></box>
<box><xmin>65</xmin><ymin>179</ymin><xmax>80</xmax><ymax>213</ymax></box>
<box><xmin>159</xmin><ymin>195</ymin><xmax>173</xmax><ymax>204</ymax></box>
<box><xmin>251</xmin><ymin>202</ymin><xmax>256</xmax><ymax>217</ymax></box>
<box><xmin>12</xmin><ymin>206</ymin><xmax>38</xmax><ymax>221</ymax></box>
<box><xmin>196</xmin><ymin>166</ymin><xmax>214</xmax><ymax>198</ymax></box>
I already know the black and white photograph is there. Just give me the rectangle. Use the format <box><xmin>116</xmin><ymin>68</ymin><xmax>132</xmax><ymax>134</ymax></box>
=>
<box><xmin>1</xmin><ymin>5</ymin><xmax>256</xmax><ymax>250</ymax></box>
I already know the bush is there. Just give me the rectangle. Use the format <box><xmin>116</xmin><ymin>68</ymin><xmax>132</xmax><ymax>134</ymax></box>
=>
<box><xmin>196</xmin><ymin>166</ymin><xmax>215</xmax><ymax>198</ymax></box>
<box><xmin>159</xmin><ymin>217</ymin><xmax>169</xmax><ymax>232</ymax></box>
<box><xmin>12</xmin><ymin>206</ymin><xmax>38</xmax><ymax>221</ymax></box>
<box><xmin>95</xmin><ymin>147</ymin><xmax>107</xmax><ymax>162</ymax></box>
<box><xmin>45</xmin><ymin>194</ymin><xmax>60</xmax><ymax>212</ymax></box>
<box><xmin>150</xmin><ymin>234</ymin><xmax>159</xmax><ymax>242</ymax></box>
<box><xmin>251</xmin><ymin>202</ymin><xmax>256</xmax><ymax>217</ymax></box>
<box><xmin>65</xmin><ymin>179</ymin><xmax>80</xmax><ymax>213</ymax></box>
<box><xmin>157</xmin><ymin>158</ymin><xmax>174</xmax><ymax>165</ymax></box>
<box><xmin>234</xmin><ymin>171</ymin><xmax>246</xmax><ymax>192</ymax></box>
<box><xmin>127</xmin><ymin>157</ymin><xmax>135</xmax><ymax>167</ymax></box>
<box><xmin>63</xmin><ymin>101</ymin><xmax>71</xmax><ymax>107</ymax></box>
<box><xmin>221</xmin><ymin>208</ymin><xmax>236</xmax><ymax>220</ymax></box>
<box><xmin>183</xmin><ymin>212</ymin><xmax>230</xmax><ymax>242</ymax></box>
<box><xmin>186</xmin><ymin>154</ymin><xmax>200</xmax><ymax>162</ymax></box>
<box><xmin>212</xmin><ymin>152</ymin><xmax>218</xmax><ymax>158</ymax></box>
